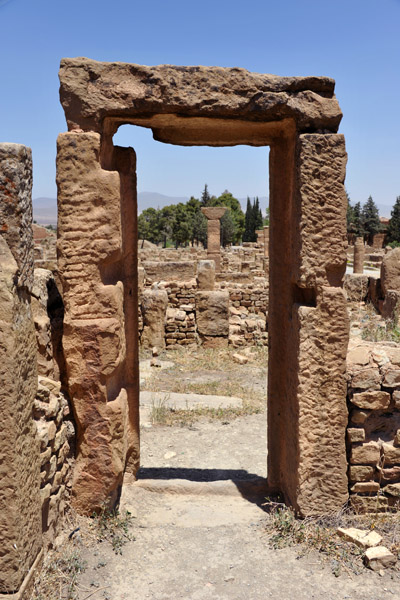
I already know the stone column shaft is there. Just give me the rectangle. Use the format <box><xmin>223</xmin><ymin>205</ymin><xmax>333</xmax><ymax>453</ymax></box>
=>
<box><xmin>353</xmin><ymin>237</ymin><xmax>365</xmax><ymax>274</ymax></box>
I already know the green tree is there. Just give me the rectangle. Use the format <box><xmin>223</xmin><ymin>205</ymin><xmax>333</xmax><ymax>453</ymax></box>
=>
<box><xmin>220</xmin><ymin>209</ymin><xmax>236</xmax><ymax>247</ymax></box>
<box><xmin>387</xmin><ymin>196</ymin><xmax>400</xmax><ymax>243</ymax></box>
<box><xmin>352</xmin><ymin>202</ymin><xmax>364</xmax><ymax>237</ymax></box>
<box><xmin>243</xmin><ymin>197</ymin><xmax>253</xmax><ymax>242</ymax></box>
<box><xmin>137</xmin><ymin>207</ymin><xmax>161</xmax><ymax>244</ymax></box>
<box><xmin>362</xmin><ymin>196</ymin><xmax>381</xmax><ymax>239</ymax></box>
<box><xmin>200</xmin><ymin>184</ymin><xmax>212</xmax><ymax>207</ymax></box>
<box><xmin>159</xmin><ymin>204</ymin><xmax>176</xmax><ymax>247</ymax></box>
<box><xmin>253</xmin><ymin>197</ymin><xmax>263</xmax><ymax>231</ymax></box>
<box><xmin>171</xmin><ymin>203</ymin><xmax>192</xmax><ymax>248</ymax></box>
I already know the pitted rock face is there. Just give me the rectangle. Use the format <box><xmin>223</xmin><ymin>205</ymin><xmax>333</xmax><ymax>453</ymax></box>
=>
<box><xmin>381</xmin><ymin>247</ymin><xmax>400</xmax><ymax>295</ymax></box>
<box><xmin>59</xmin><ymin>58</ymin><xmax>342</xmax><ymax>134</ymax></box>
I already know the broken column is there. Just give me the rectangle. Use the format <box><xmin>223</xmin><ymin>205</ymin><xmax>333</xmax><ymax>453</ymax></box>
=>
<box><xmin>141</xmin><ymin>287</ymin><xmax>168</xmax><ymax>349</ymax></box>
<box><xmin>196</xmin><ymin>290</ymin><xmax>229</xmax><ymax>347</ymax></box>
<box><xmin>353</xmin><ymin>237</ymin><xmax>365</xmax><ymax>274</ymax></box>
<box><xmin>0</xmin><ymin>144</ymin><xmax>42</xmax><ymax>593</ymax></box>
<box><xmin>197</xmin><ymin>259</ymin><xmax>215</xmax><ymax>291</ymax></box>
<box><xmin>201</xmin><ymin>206</ymin><xmax>227</xmax><ymax>272</ymax></box>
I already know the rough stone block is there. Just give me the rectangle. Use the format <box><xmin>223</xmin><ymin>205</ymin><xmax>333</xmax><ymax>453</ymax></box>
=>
<box><xmin>351</xmin><ymin>391</ymin><xmax>390</xmax><ymax>410</ymax></box>
<box><xmin>197</xmin><ymin>260</ymin><xmax>215</xmax><ymax>291</ymax></box>
<box><xmin>294</xmin><ymin>134</ymin><xmax>347</xmax><ymax>288</ymax></box>
<box><xmin>0</xmin><ymin>143</ymin><xmax>34</xmax><ymax>291</ymax></box>
<box><xmin>350</xmin><ymin>442</ymin><xmax>381</xmax><ymax>465</ymax></box>
<box><xmin>347</xmin><ymin>428</ymin><xmax>366</xmax><ymax>443</ymax></box>
<box><xmin>381</xmin><ymin>247</ymin><xmax>400</xmax><ymax>296</ymax></box>
<box><xmin>196</xmin><ymin>291</ymin><xmax>229</xmax><ymax>337</ymax></box>
<box><xmin>348</xmin><ymin>465</ymin><xmax>375</xmax><ymax>482</ymax></box>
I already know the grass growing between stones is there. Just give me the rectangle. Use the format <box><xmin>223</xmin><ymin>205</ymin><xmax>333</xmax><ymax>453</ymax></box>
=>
<box><xmin>350</xmin><ymin>301</ymin><xmax>400</xmax><ymax>343</ymax></box>
<box><xmin>264</xmin><ymin>501</ymin><xmax>400</xmax><ymax>577</ymax></box>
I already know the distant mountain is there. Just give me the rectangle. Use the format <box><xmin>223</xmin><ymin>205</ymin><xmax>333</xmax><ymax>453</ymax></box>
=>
<box><xmin>32</xmin><ymin>197</ymin><xmax>57</xmax><ymax>226</ymax></box>
<box><xmin>138</xmin><ymin>192</ymin><xmax>190</xmax><ymax>211</ymax></box>
<box><xmin>32</xmin><ymin>192</ymin><xmax>271</xmax><ymax>225</ymax></box>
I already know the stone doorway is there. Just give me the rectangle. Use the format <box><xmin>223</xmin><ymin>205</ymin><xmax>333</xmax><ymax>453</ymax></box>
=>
<box><xmin>57</xmin><ymin>58</ymin><xmax>349</xmax><ymax>517</ymax></box>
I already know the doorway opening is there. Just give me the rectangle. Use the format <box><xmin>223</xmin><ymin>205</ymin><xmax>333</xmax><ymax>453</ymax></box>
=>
<box><xmin>112</xmin><ymin>123</ymin><xmax>271</xmax><ymax>495</ymax></box>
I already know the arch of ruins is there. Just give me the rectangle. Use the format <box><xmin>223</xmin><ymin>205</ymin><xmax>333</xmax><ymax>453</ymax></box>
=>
<box><xmin>57</xmin><ymin>58</ymin><xmax>349</xmax><ymax>517</ymax></box>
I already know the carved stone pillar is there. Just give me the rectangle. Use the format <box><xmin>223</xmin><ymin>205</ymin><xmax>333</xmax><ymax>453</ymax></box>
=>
<box><xmin>201</xmin><ymin>206</ymin><xmax>227</xmax><ymax>272</ymax></box>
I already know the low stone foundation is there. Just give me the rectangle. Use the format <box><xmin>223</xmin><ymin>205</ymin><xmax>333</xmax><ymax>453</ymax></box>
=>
<box><xmin>347</xmin><ymin>340</ymin><xmax>400</xmax><ymax>511</ymax></box>
<box><xmin>34</xmin><ymin>376</ymin><xmax>75</xmax><ymax>544</ymax></box>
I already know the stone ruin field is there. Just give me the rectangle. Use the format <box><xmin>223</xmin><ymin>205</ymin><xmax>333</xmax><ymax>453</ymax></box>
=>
<box><xmin>3</xmin><ymin>58</ymin><xmax>400</xmax><ymax>599</ymax></box>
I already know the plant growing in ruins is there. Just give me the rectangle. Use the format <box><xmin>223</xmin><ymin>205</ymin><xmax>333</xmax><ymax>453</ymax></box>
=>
<box><xmin>92</xmin><ymin>507</ymin><xmax>135</xmax><ymax>555</ymax></box>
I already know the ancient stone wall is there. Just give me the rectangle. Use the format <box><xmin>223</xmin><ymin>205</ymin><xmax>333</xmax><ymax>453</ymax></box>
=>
<box><xmin>347</xmin><ymin>340</ymin><xmax>400</xmax><ymax>511</ymax></box>
<box><xmin>34</xmin><ymin>376</ymin><xmax>75</xmax><ymax>544</ymax></box>
<box><xmin>0</xmin><ymin>144</ymin><xmax>42</xmax><ymax>593</ymax></box>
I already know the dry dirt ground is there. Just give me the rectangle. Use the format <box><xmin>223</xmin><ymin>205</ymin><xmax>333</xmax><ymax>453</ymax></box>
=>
<box><xmin>32</xmin><ymin>340</ymin><xmax>400</xmax><ymax>600</ymax></box>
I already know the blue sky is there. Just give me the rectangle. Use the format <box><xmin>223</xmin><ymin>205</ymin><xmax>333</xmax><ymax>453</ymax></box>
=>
<box><xmin>0</xmin><ymin>0</ymin><xmax>399</xmax><ymax>215</ymax></box>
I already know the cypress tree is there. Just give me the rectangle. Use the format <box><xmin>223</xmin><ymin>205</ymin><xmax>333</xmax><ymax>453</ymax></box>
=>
<box><xmin>243</xmin><ymin>197</ymin><xmax>253</xmax><ymax>242</ymax></box>
<box><xmin>387</xmin><ymin>196</ymin><xmax>400</xmax><ymax>243</ymax></box>
<box><xmin>362</xmin><ymin>196</ymin><xmax>381</xmax><ymax>239</ymax></box>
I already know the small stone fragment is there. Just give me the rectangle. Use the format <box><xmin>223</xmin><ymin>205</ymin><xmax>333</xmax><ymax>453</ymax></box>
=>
<box><xmin>150</xmin><ymin>358</ymin><xmax>162</xmax><ymax>368</ymax></box>
<box><xmin>152</xmin><ymin>346</ymin><xmax>159</xmax><ymax>357</ymax></box>
<box><xmin>347</xmin><ymin>428</ymin><xmax>365</xmax><ymax>443</ymax></box>
<box><xmin>337</xmin><ymin>527</ymin><xmax>382</xmax><ymax>548</ymax></box>
<box><xmin>364</xmin><ymin>546</ymin><xmax>396</xmax><ymax>570</ymax></box>
<box><xmin>232</xmin><ymin>353</ymin><xmax>248</xmax><ymax>365</ymax></box>
<box><xmin>384</xmin><ymin>483</ymin><xmax>400</xmax><ymax>497</ymax></box>
<box><xmin>164</xmin><ymin>451</ymin><xmax>176</xmax><ymax>460</ymax></box>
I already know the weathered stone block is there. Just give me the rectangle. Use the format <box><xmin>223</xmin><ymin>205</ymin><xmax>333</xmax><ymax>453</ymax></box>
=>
<box><xmin>347</xmin><ymin>428</ymin><xmax>366</xmax><ymax>443</ymax></box>
<box><xmin>381</xmin><ymin>247</ymin><xmax>400</xmax><ymax>296</ymax></box>
<box><xmin>294</xmin><ymin>134</ymin><xmax>347</xmax><ymax>288</ymax></box>
<box><xmin>351</xmin><ymin>391</ymin><xmax>390</xmax><ymax>411</ymax></box>
<box><xmin>348</xmin><ymin>465</ymin><xmax>375</xmax><ymax>482</ymax></box>
<box><xmin>196</xmin><ymin>291</ymin><xmax>229</xmax><ymax>337</ymax></box>
<box><xmin>0</xmin><ymin>143</ymin><xmax>34</xmax><ymax>291</ymax></box>
<box><xmin>350</xmin><ymin>442</ymin><xmax>381</xmax><ymax>465</ymax></box>
<box><xmin>141</xmin><ymin>288</ymin><xmax>168</xmax><ymax>350</ymax></box>
<box><xmin>197</xmin><ymin>260</ymin><xmax>215</xmax><ymax>291</ymax></box>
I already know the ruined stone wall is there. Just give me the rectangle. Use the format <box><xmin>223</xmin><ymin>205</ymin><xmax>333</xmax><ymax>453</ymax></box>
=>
<box><xmin>34</xmin><ymin>376</ymin><xmax>75</xmax><ymax>543</ymax></box>
<box><xmin>0</xmin><ymin>144</ymin><xmax>42</xmax><ymax>593</ymax></box>
<box><xmin>347</xmin><ymin>340</ymin><xmax>400</xmax><ymax>511</ymax></box>
<box><xmin>139</xmin><ymin>274</ymin><xmax>269</xmax><ymax>348</ymax></box>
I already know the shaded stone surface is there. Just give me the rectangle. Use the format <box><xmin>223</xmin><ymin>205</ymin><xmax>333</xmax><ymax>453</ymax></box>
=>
<box><xmin>0</xmin><ymin>144</ymin><xmax>41</xmax><ymax>592</ymax></box>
